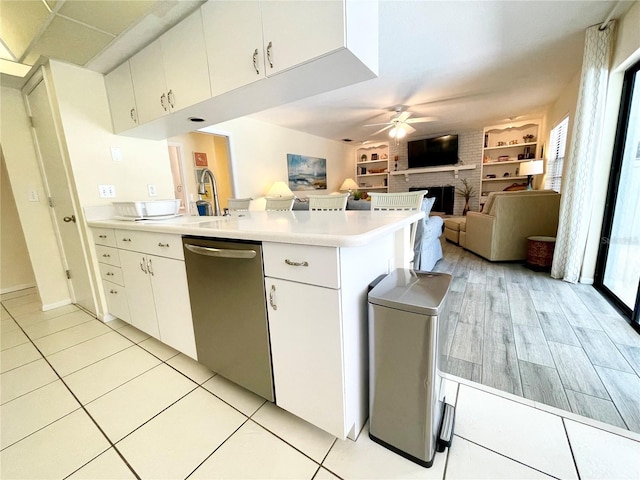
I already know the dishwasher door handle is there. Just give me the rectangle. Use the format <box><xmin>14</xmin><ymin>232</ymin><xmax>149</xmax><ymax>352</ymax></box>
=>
<box><xmin>185</xmin><ymin>243</ymin><xmax>257</xmax><ymax>259</ymax></box>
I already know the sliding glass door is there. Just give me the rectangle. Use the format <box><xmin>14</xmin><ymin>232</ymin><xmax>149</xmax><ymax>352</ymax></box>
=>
<box><xmin>596</xmin><ymin>59</ymin><xmax>640</xmax><ymax>327</ymax></box>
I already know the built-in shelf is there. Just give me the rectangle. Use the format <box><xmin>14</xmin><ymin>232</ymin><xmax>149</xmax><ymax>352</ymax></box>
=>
<box><xmin>483</xmin><ymin>158</ymin><xmax>542</xmax><ymax>166</ymax></box>
<box><xmin>358</xmin><ymin>172</ymin><xmax>388</xmax><ymax>177</ymax></box>
<box><xmin>484</xmin><ymin>141</ymin><xmax>537</xmax><ymax>151</ymax></box>
<box><xmin>483</xmin><ymin>176</ymin><xmax>528</xmax><ymax>182</ymax></box>
<box><xmin>390</xmin><ymin>164</ymin><xmax>476</xmax><ymax>176</ymax></box>
<box><xmin>356</xmin><ymin>143</ymin><xmax>389</xmax><ymax>192</ymax></box>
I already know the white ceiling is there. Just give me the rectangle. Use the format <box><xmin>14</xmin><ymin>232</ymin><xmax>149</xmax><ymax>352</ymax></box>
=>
<box><xmin>1</xmin><ymin>0</ymin><xmax>631</xmax><ymax>143</ymax></box>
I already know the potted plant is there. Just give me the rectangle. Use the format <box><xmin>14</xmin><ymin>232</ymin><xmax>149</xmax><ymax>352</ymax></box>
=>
<box><xmin>456</xmin><ymin>178</ymin><xmax>476</xmax><ymax>215</ymax></box>
<box><xmin>353</xmin><ymin>190</ymin><xmax>363</xmax><ymax>200</ymax></box>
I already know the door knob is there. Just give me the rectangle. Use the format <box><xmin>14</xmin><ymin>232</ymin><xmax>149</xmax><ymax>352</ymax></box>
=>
<box><xmin>63</xmin><ymin>215</ymin><xmax>76</xmax><ymax>223</ymax></box>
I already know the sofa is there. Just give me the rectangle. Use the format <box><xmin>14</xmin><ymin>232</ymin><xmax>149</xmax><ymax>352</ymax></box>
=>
<box><xmin>293</xmin><ymin>197</ymin><xmax>444</xmax><ymax>271</ymax></box>
<box><xmin>464</xmin><ymin>190</ymin><xmax>561</xmax><ymax>261</ymax></box>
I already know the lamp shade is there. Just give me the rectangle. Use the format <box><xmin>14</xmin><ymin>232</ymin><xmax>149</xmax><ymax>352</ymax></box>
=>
<box><xmin>520</xmin><ymin>160</ymin><xmax>543</xmax><ymax>176</ymax></box>
<box><xmin>339</xmin><ymin>178</ymin><xmax>359</xmax><ymax>191</ymax></box>
<box><xmin>266</xmin><ymin>181</ymin><xmax>293</xmax><ymax>197</ymax></box>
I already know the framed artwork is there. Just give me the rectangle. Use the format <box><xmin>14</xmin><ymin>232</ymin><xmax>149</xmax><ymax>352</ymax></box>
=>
<box><xmin>194</xmin><ymin>152</ymin><xmax>208</xmax><ymax>167</ymax></box>
<box><xmin>286</xmin><ymin>154</ymin><xmax>327</xmax><ymax>191</ymax></box>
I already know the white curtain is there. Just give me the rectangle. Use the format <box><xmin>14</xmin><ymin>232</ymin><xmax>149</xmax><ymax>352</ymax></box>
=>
<box><xmin>551</xmin><ymin>23</ymin><xmax>616</xmax><ymax>283</ymax></box>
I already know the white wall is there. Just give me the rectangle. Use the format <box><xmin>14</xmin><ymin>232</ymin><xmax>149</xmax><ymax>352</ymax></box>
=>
<box><xmin>201</xmin><ymin>117</ymin><xmax>355</xmax><ymax>199</ymax></box>
<box><xmin>1</xmin><ymin>154</ymin><xmax>35</xmax><ymax>293</ymax></box>
<box><xmin>0</xmin><ymin>86</ymin><xmax>70</xmax><ymax>307</ymax></box>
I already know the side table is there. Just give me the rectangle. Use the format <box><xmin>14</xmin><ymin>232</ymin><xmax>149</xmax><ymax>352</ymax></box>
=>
<box><xmin>526</xmin><ymin>236</ymin><xmax>556</xmax><ymax>271</ymax></box>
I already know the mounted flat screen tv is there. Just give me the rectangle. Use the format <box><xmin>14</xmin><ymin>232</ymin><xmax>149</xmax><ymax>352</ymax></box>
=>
<box><xmin>408</xmin><ymin>134</ymin><xmax>459</xmax><ymax>168</ymax></box>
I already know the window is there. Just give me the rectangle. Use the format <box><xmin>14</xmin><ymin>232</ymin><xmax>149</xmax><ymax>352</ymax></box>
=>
<box><xmin>545</xmin><ymin>116</ymin><xmax>569</xmax><ymax>191</ymax></box>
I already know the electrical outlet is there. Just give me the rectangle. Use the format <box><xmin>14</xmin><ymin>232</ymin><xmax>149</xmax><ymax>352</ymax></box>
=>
<box><xmin>147</xmin><ymin>184</ymin><xmax>157</xmax><ymax>197</ymax></box>
<box><xmin>98</xmin><ymin>184</ymin><xmax>116</xmax><ymax>198</ymax></box>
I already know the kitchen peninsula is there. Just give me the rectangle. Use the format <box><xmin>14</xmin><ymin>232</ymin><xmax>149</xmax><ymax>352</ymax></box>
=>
<box><xmin>87</xmin><ymin>210</ymin><xmax>422</xmax><ymax>441</ymax></box>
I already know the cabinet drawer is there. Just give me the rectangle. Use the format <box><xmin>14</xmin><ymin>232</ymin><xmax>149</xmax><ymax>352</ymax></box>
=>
<box><xmin>116</xmin><ymin>230</ymin><xmax>183</xmax><ymax>260</ymax></box>
<box><xmin>95</xmin><ymin>245</ymin><xmax>120</xmax><ymax>267</ymax></box>
<box><xmin>99</xmin><ymin>263</ymin><xmax>124</xmax><ymax>286</ymax></box>
<box><xmin>263</xmin><ymin>242</ymin><xmax>339</xmax><ymax>289</ymax></box>
<box><xmin>92</xmin><ymin>228</ymin><xmax>116</xmax><ymax>247</ymax></box>
<box><xmin>103</xmin><ymin>280</ymin><xmax>130</xmax><ymax>322</ymax></box>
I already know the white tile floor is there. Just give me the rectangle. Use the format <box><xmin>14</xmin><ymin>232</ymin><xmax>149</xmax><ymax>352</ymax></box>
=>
<box><xmin>2</xmin><ymin>288</ymin><xmax>639</xmax><ymax>480</ymax></box>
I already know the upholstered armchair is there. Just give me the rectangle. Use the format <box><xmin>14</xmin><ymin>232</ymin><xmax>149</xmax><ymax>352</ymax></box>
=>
<box><xmin>464</xmin><ymin>190</ymin><xmax>561</xmax><ymax>261</ymax></box>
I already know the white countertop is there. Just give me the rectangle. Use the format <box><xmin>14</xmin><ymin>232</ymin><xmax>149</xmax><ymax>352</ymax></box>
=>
<box><xmin>87</xmin><ymin>210</ymin><xmax>424</xmax><ymax>248</ymax></box>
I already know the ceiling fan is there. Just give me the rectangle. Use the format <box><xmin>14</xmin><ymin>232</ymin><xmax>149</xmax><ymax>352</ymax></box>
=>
<box><xmin>363</xmin><ymin>108</ymin><xmax>436</xmax><ymax>139</ymax></box>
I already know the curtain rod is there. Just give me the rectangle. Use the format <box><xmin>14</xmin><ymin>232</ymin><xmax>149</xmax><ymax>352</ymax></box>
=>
<box><xmin>599</xmin><ymin>0</ymin><xmax>623</xmax><ymax>30</ymax></box>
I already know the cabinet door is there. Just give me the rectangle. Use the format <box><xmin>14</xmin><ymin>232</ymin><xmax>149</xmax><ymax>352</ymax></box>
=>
<box><xmin>104</xmin><ymin>61</ymin><xmax>138</xmax><ymax>133</ymax></box>
<box><xmin>161</xmin><ymin>9</ymin><xmax>211</xmax><ymax>112</ymax></box>
<box><xmin>149</xmin><ymin>256</ymin><xmax>197</xmax><ymax>360</ymax></box>
<box><xmin>130</xmin><ymin>40</ymin><xmax>168</xmax><ymax>124</ymax></box>
<box><xmin>201</xmin><ymin>0</ymin><xmax>265</xmax><ymax>96</ymax></box>
<box><xmin>260</xmin><ymin>0</ymin><xmax>345</xmax><ymax>75</ymax></box>
<box><xmin>119</xmin><ymin>250</ymin><xmax>160</xmax><ymax>337</ymax></box>
<box><xmin>102</xmin><ymin>280</ymin><xmax>130</xmax><ymax>322</ymax></box>
<box><xmin>266</xmin><ymin>278</ymin><xmax>346</xmax><ymax>438</ymax></box>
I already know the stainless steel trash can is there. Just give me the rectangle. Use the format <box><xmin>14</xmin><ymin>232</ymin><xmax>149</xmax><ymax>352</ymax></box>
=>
<box><xmin>368</xmin><ymin>269</ymin><xmax>455</xmax><ymax>467</ymax></box>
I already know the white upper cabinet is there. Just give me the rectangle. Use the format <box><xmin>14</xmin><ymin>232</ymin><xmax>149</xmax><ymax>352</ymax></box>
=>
<box><xmin>104</xmin><ymin>61</ymin><xmax>138</xmax><ymax>133</ymax></box>
<box><xmin>130</xmin><ymin>9</ymin><xmax>211</xmax><ymax>125</ymax></box>
<box><xmin>202</xmin><ymin>0</ymin><xmax>346</xmax><ymax>97</ymax></box>
<box><xmin>202</xmin><ymin>0</ymin><xmax>265</xmax><ymax>97</ymax></box>
<box><xmin>260</xmin><ymin>0</ymin><xmax>344</xmax><ymax>75</ymax></box>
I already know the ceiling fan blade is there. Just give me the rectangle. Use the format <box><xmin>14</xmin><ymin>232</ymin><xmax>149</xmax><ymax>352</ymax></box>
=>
<box><xmin>371</xmin><ymin>125</ymin><xmax>393</xmax><ymax>136</ymax></box>
<box><xmin>395</xmin><ymin>111</ymin><xmax>412</xmax><ymax>122</ymax></box>
<box><xmin>363</xmin><ymin>122</ymin><xmax>391</xmax><ymax>127</ymax></box>
<box><xmin>403</xmin><ymin>124</ymin><xmax>417</xmax><ymax>134</ymax></box>
<box><xmin>406</xmin><ymin>116</ymin><xmax>437</xmax><ymax>124</ymax></box>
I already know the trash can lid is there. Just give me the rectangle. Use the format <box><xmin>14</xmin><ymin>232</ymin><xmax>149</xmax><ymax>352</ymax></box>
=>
<box><xmin>368</xmin><ymin>269</ymin><xmax>451</xmax><ymax>316</ymax></box>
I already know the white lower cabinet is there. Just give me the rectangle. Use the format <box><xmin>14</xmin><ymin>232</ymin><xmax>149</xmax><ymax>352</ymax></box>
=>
<box><xmin>102</xmin><ymin>230</ymin><xmax>197</xmax><ymax>359</ymax></box>
<box><xmin>266</xmin><ymin>277</ymin><xmax>346</xmax><ymax>438</ymax></box>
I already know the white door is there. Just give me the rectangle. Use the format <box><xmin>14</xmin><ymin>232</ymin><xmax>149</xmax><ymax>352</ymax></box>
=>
<box><xmin>25</xmin><ymin>79</ymin><xmax>96</xmax><ymax>313</ymax></box>
<box><xmin>119</xmin><ymin>250</ymin><xmax>159</xmax><ymax>337</ymax></box>
<box><xmin>104</xmin><ymin>61</ymin><xmax>138</xmax><ymax>133</ymax></box>
<box><xmin>130</xmin><ymin>40</ymin><xmax>168</xmax><ymax>124</ymax></box>
<box><xmin>167</xmin><ymin>143</ymin><xmax>188</xmax><ymax>213</ymax></box>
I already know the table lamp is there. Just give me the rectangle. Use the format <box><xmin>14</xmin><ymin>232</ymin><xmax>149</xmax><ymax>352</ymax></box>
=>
<box><xmin>339</xmin><ymin>178</ymin><xmax>359</xmax><ymax>194</ymax></box>
<box><xmin>520</xmin><ymin>160</ymin><xmax>543</xmax><ymax>190</ymax></box>
<box><xmin>266</xmin><ymin>181</ymin><xmax>294</xmax><ymax>197</ymax></box>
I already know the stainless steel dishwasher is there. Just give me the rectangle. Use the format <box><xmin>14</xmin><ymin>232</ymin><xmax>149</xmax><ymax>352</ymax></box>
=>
<box><xmin>182</xmin><ymin>236</ymin><xmax>274</xmax><ymax>402</ymax></box>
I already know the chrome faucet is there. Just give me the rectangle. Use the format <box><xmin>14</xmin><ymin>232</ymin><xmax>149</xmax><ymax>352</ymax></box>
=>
<box><xmin>198</xmin><ymin>168</ymin><xmax>222</xmax><ymax>216</ymax></box>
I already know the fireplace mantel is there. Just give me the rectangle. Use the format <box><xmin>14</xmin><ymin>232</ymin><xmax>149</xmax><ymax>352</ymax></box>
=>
<box><xmin>390</xmin><ymin>164</ymin><xmax>476</xmax><ymax>180</ymax></box>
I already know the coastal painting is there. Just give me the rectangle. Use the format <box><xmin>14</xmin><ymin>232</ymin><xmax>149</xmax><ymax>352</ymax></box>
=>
<box><xmin>287</xmin><ymin>154</ymin><xmax>327</xmax><ymax>191</ymax></box>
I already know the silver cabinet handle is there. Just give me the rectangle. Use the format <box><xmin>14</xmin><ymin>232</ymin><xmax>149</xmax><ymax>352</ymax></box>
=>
<box><xmin>158</xmin><ymin>242</ymin><xmax>169</xmax><ymax>248</ymax></box>
<box><xmin>269</xmin><ymin>284</ymin><xmax>277</xmax><ymax>310</ymax></box>
<box><xmin>160</xmin><ymin>93</ymin><xmax>168</xmax><ymax>111</ymax></box>
<box><xmin>140</xmin><ymin>257</ymin><xmax>147</xmax><ymax>274</ymax></box>
<box><xmin>106</xmin><ymin>272</ymin><xmax>114</xmax><ymax>276</ymax></box>
<box><xmin>185</xmin><ymin>244</ymin><xmax>256</xmax><ymax>259</ymax></box>
<box><xmin>122</xmin><ymin>238</ymin><xmax>131</xmax><ymax>242</ymax></box>
<box><xmin>102</xmin><ymin>253</ymin><xmax>110</xmax><ymax>258</ymax></box>
<box><xmin>167</xmin><ymin>90</ymin><xmax>175</xmax><ymax>108</ymax></box>
<box><xmin>285</xmin><ymin>259</ymin><xmax>309</xmax><ymax>267</ymax></box>
<box><xmin>266</xmin><ymin>41</ymin><xmax>273</xmax><ymax>68</ymax></box>
<box><xmin>147</xmin><ymin>258</ymin><xmax>154</xmax><ymax>276</ymax></box>
<box><xmin>98</xmin><ymin>234</ymin><xmax>107</xmax><ymax>239</ymax></box>
<box><xmin>110</xmin><ymin>289</ymin><xmax>118</xmax><ymax>294</ymax></box>
<box><xmin>130</xmin><ymin>108</ymin><xmax>137</xmax><ymax>123</ymax></box>
<box><xmin>253</xmin><ymin>48</ymin><xmax>259</xmax><ymax>74</ymax></box>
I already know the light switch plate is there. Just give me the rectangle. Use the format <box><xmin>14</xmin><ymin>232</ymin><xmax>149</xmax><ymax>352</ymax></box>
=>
<box><xmin>28</xmin><ymin>188</ymin><xmax>39</xmax><ymax>202</ymax></box>
<box><xmin>147</xmin><ymin>184</ymin><xmax>157</xmax><ymax>197</ymax></box>
<box><xmin>110</xmin><ymin>147</ymin><xmax>122</xmax><ymax>162</ymax></box>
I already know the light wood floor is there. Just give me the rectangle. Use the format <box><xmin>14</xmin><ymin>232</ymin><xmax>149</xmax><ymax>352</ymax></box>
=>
<box><xmin>433</xmin><ymin>240</ymin><xmax>640</xmax><ymax>434</ymax></box>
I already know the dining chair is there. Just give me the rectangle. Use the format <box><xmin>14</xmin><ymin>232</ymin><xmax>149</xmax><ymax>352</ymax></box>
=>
<box><xmin>227</xmin><ymin>198</ymin><xmax>252</xmax><ymax>211</ymax></box>
<box><xmin>265</xmin><ymin>196</ymin><xmax>295</xmax><ymax>211</ymax></box>
<box><xmin>307</xmin><ymin>193</ymin><xmax>349</xmax><ymax>211</ymax></box>
<box><xmin>368</xmin><ymin>190</ymin><xmax>428</xmax><ymax>265</ymax></box>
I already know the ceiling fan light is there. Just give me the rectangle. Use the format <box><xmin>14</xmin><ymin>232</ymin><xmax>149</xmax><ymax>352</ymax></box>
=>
<box><xmin>396</xmin><ymin>127</ymin><xmax>407</xmax><ymax>139</ymax></box>
<box><xmin>389</xmin><ymin>126</ymin><xmax>398</xmax><ymax>138</ymax></box>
